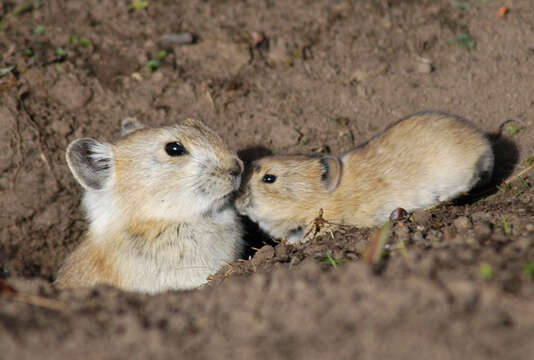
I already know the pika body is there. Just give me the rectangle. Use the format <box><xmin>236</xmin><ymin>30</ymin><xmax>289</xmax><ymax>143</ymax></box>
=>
<box><xmin>235</xmin><ymin>111</ymin><xmax>494</xmax><ymax>243</ymax></box>
<box><xmin>55</xmin><ymin>118</ymin><xmax>244</xmax><ymax>293</ymax></box>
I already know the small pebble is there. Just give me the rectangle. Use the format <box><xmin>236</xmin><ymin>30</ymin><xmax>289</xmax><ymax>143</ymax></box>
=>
<box><xmin>415</xmin><ymin>61</ymin><xmax>433</xmax><ymax>74</ymax></box>
<box><xmin>389</xmin><ymin>207</ymin><xmax>408</xmax><ymax>222</ymax></box>
<box><xmin>454</xmin><ymin>216</ymin><xmax>472</xmax><ymax>231</ymax></box>
<box><xmin>159</xmin><ymin>32</ymin><xmax>196</xmax><ymax>46</ymax></box>
<box><xmin>474</xmin><ymin>221</ymin><xmax>492</xmax><ymax>240</ymax></box>
<box><xmin>526</xmin><ymin>224</ymin><xmax>534</xmax><ymax>232</ymax></box>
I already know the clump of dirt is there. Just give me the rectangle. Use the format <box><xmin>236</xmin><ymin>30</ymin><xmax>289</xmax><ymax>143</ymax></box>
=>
<box><xmin>1</xmin><ymin>0</ymin><xmax>534</xmax><ymax>358</ymax></box>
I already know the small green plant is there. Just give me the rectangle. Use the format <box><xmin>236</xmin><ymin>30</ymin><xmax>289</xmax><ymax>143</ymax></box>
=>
<box><xmin>157</xmin><ymin>50</ymin><xmax>168</xmax><ymax>60</ymax></box>
<box><xmin>146</xmin><ymin>59</ymin><xmax>160</xmax><ymax>72</ymax></box>
<box><xmin>526</xmin><ymin>156</ymin><xmax>534</xmax><ymax>166</ymax></box>
<box><xmin>33</xmin><ymin>24</ymin><xmax>45</xmax><ymax>35</ymax></box>
<box><xmin>479</xmin><ymin>263</ymin><xmax>494</xmax><ymax>280</ymax></box>
<box><xmin>23</xmin><ymin>48</ymin><xmax>33</xmax><ymax>57</ymax></box>
<box><xmin>68</xmin><ymin>36</ymin><xmax>92</xmax><ymax>47</ymax></box>
<box><xmin>450</xmin><ymin>34</ymin><xmax>476</xmax><ymax>50</ymax></box>
<box><xmin>55</xmin><ymin>48</ymin><xmax>68</xmax><ymax>58</ymax></box>
<box><xmin>523</xmin><ymin>261</ymin><xmax>534</xmax><ymax>280</ymax></box>
<box><xmin>322</xmin><ymin>252</ymin><xmax>343</xmax><ymax>268</ymax></box>
<box><xmin>505</xmin><ymin>122</ymin><xmax>523</xmax><ymax>136</ymax></box>
<box><xmin>452</xmin><ymin>1</ymin><xmax>471</xmax><ymax>10</ymax></box>
<box><xmin>501</xmin><ymin>216</ymin><xmax>510</xmax><ymax>234</ymax></box>
<box><xmin>132</xmin><ymin>1</ymin><xmax>149</xmax><ymax>10</ymax></box>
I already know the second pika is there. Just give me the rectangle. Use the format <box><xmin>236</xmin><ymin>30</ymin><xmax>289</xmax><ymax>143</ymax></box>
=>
<box><xmin>235</xmin><ymin>111</ymin><xmax>494</xmax><ymax>243</ymax></box>
<box><xmin>55</xmin><ymin>118</ymin><xmax>244</xmax><ymax>293</ymax></box>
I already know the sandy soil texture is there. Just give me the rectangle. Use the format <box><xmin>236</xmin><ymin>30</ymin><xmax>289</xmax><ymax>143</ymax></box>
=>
<box><xmin>1</xmin><ymin>0</ymin><xmax>534</xmax><ymax>359</ymax></box>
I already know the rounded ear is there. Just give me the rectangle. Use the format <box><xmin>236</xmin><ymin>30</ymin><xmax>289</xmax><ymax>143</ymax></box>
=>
<box><xmin>66</xmin><ymin>138</ymin><xmax>114</xmax><ymax>191</ymax></box>
<box><xmin>319</xmin><ymin>156</ymin><xmax>342</xmax><ymax>192</ymax></box>
<box><xmin>121</xmin><ymin>117</ymin><xmax>145</xmax><ymax>137</ymax></box>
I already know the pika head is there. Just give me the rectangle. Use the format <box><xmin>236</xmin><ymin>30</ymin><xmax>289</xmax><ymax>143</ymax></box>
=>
<box><xmin>235</xmin><ymin>155</ymin><xmax>341</xmax><ymax>240</ymax></box>
<box><xmin>66</xmin><ymin>118</ymin><xmax>243</xmax><ymax>229</ymax></box>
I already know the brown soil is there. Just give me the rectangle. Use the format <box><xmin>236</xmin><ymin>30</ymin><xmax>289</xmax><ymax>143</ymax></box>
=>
<box><xmin>1</xmin><ymin>0</ymin><xmax>534</xmax><ymax>358</ymax></box>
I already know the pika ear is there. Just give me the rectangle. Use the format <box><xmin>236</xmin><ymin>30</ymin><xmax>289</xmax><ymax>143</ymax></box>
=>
<box><xmin>121</xmin><ymin>117</ymin><xmax>145</xmax><ymax>137</ymax></box>
<box><xmin>319</xmin><ymin>156</ymin><xmax>342</xmax><ymax>192</ymax></box>
<box><xmin>66</xmin><ymin>138</ymin><xmax>114</xmax><ymax>191</ymax></box>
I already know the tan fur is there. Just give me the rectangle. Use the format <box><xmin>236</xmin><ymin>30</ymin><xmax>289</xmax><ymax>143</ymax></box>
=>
<box><xmin>235</xmin><ymin>111</ymin><xmax>494</xmax><ymax>243</ymax></box>
<box><xmin>56</xmin><ymin>119</ymin><xmax>244</xmax><ymax>293</ymax></box>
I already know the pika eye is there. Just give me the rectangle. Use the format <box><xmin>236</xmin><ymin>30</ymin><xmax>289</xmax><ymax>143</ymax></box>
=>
<box><xmin>262</xmin><ymin>174</ymin><xmax>277</xmax><ymax>184</ymax></box>
<box><xmin>165</xmin><ymin>141</ymin><xmax>187</xmax><ymax>157</ymax></box>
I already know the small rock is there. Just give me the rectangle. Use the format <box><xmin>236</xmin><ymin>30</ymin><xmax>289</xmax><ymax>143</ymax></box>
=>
<box><xmin>415</xmin><ymin>61</ymin><xmax>433</xmax><ymax>74</ymax></box>
<box><xmin>389</xmin><ymin>207</ymin><xmax>408</xmax><ymax>222</ymax></box>
<box><xmin>526</xmin><ymin>224</ymin><xmax>534</xmax><ymax>232</ymax></box>
<box><xmin>274</xmin><ymin>243</ymin><xmax>289</xmax><ymax>262</ymax></box>
<box><xmin>474</xmin><ymin>221</ymin><xmax>492</xmax><ymax>240</ymax></box>
<box><xmin>251</xmin><ymin>245</ymin><xmax>275</xmax><ymax>266</ymax></box>
<box><xmin>454</xmin><ymin>216</ymin><xmax>472</xmax><ymax>231</ymax></box>
<box><xmin>159</xmin><ymin>32</ymin><xmax>196</xmax><ymax>46</ymax></box>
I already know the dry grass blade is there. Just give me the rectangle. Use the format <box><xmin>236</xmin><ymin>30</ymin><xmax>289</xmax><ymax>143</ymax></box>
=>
<box><xmin>0</xmin><ymin>280</ymin><xmax>65</xmax><ymax>312</ymax></box>
<box><xmin>503</xmin><ymin>162</ymin><xmax>534</xmax><ymax>186</ymax></box>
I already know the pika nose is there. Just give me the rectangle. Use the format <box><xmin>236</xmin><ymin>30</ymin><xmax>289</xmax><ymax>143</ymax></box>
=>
<box><xmin>229</xmin><ymin>158</ymin><xmax>244</xmax><ymax>177</ymax></box>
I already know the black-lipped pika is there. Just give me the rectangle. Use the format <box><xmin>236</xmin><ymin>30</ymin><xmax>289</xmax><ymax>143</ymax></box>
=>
<box><xmin>55</xmin><ymin>118</ymin><xmax>244</xmax><ymax>293</ymax></box>
<box><xmin>235</xmin><ymin>111</ymin><xmax>494</xmax><ymax>243</ymax></box>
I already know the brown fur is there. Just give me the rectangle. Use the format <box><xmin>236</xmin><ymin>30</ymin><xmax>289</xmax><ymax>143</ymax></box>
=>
<box><xmin>235</xmin><ymin>111</ymin><xmax>494</xmax><ymax>242</ymax></box>
<box><xmin>55</xmin><ymin>119</ymin><xmax>244</xmax><ymax>292</ymax></box>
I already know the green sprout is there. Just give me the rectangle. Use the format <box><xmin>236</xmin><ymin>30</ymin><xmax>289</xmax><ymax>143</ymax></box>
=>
<box><xmin>450</xmin><ymin>34</ymin><xmax>476</xmax><ymax>50</ymax></box>
<box><xmin>157</xmin><ymin>50</ymin><xmax>168</xmax><ymax>60</ymax></box>
<box><xmin>523</xmin><ymin>261</ymin><xmax>534</xmax><ymax>280</ymax></box>
<box><xmin>479</xmin><ymin>263</ymin><xmax>494</xmax><ymax>280</ymax></box>
<box><xmin>322</xmin><ymin>252</ymin><xmax>343</xmax><ymax>268</ymax></box>
<box><xmin>452</xmin><ymin>2</ymin><xmax>471</xmax><ymax>10</ymax></box>
<box><xmin>505</xmin><ymin>123</ymin><xmax>523</xmax><ymax>136</ymax></box>
<box><xmin>33</xmin><ymin>24</ymin><xmax>45</xmax><ymax>35</ymax></box>
<box><xmin>55</xmin><ymin>48</ymin><xmax>68</xmax><ymax>58</ymax></box>
<box><xmin>501</xmin><ymin>216</ymin><xmax>510</xmax><ymax>234</ymax></box>
<box><xmin>132</xmin><ymin>1</ymin><xmax>149</xmax><ymax>10</ymax></box>
<box><xmin>146</xmin><ymin>59</ymin><xmax>160</xmax><ymax>72</ymax></box>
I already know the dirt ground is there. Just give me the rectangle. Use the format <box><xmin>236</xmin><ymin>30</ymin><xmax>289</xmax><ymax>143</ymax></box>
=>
<box><xmin>1</xmin><ymin>0</ymin><xmax>534</xmax><ymax>358</ymax></box>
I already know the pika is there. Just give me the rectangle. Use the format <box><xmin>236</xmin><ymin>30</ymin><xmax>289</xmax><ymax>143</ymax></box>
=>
<box><xmin>55</xmin><ymin>118</ymin><xmax>244</xmax><ymax>293</ymax></box>
<box><xmin>235</xmin><ymin>111</ymin><xmax>494</xmax><ymax>243</ymax></box>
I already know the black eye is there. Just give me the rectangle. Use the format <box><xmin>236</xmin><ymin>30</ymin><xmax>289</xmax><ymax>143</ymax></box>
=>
<box><xmin>165</xmin><ymin>142</ymin><xmax>187</xmax><ymax>157</ymax></box>
<box><xmin>262</xmin><ymin>174</ymin><xmax>277</xmax><ymax>184</ymax></box>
